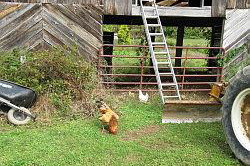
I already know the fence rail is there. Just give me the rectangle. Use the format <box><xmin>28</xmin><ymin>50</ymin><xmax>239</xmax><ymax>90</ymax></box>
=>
<box><xmin>98</xmin><ymin>45</ymin><xmax>225</xmax><ymax>93</ymax></box>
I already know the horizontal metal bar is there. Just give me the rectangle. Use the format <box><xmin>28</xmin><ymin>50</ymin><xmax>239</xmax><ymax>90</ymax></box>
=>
<box><xmin>101</xmin><ymin>44</ymin><xmax>225</xmax><ymax>51</ymax></box>
<box><xmin>100</xmin><ymin>74</ymin><xmax>222</xmax><ymax>77</ymax></box>
<box><xmin>99</xmin><ymin>55</ymin><xmax>222</xmax><ymax>59</ymax></box>
<box><xmin>99</xmin><ymin>65</ymin><xmax>223</xmax><ymax>69</ymax></box>
<box><xmin>100</xmin><ymin>82</ymin><xmax>219</xmax><ymax>85</ymax></box>
<box><xmin>107</xmin><ymin>89</ymin><xmax>211</xmax><ymax>92</ymax></box>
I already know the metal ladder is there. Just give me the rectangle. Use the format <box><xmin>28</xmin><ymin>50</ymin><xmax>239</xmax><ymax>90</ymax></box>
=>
<box><xmin>140</xmin><ymin>0</ymin><xmax>181</xmax><ymax>103</ymax></box>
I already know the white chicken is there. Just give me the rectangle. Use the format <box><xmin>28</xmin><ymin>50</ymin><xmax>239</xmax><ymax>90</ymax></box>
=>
<box><xmin>138</xmin><ymin>90</ymin><xmax>149</xmax><ymax>103</ymax></box>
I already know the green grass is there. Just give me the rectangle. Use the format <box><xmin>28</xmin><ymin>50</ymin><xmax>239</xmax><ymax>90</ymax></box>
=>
<box><xmin>110</xmin><ymin>38</ymin><xmax>209</xmax><ymax>77</ymax></box>
<box><xmin>0</xmin><ymin>96</ymin><xmax>242</xmax><ymax>166</ymax></box>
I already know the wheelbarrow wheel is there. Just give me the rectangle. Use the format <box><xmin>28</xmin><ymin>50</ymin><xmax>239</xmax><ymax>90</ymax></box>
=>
<box><xmin>7</xmin><ymin>109</ymin><xmax>31</xmax><ymax>125</ymax></box>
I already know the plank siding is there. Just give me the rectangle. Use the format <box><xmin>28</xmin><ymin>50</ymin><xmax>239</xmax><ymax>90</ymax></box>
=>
<box><xmin>0</xmin><ymin>2</ymin><xmax>103</xmax><ymax>60</ymax></box>
<box><xmin>211</xmin><ymin>0</ymin><xmax>226</xmax><ymax>17</ymax></box>
<box><xmin>0</xmin><ymin>0</ymin><xmax>104</xmax><ymax>5</ymax></box>
<box><xmin>0</xmin><ymin>0</ymin><xmax>134</xmax><ymax>15</ymax></box>
<box><xmin>223</xmin><ymin>9</ymin><xmax>250</xmax><ymax>51</ymax></box>
<box><xmin>226</xmin><ymin>0</ymin><xmax>236</xmax><ymax>9</ymax></box>
<box><xmin>104</xmin><ymin>0</ymin><xmax>131</xmax><ymax>15</ymax></box>
<box><xmin>226</xmin><ymin>0</ymin><xmax>250</xmax><ymax>9</ymax></box>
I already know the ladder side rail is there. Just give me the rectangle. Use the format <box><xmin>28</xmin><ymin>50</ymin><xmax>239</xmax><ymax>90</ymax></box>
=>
<box><xmin>140</xmin><ymin>0</ymin><xmax>165</xmax><ymax>102</ymax></box>
<box><xmin>153</xmin><ymin>1</ymin><xmax>181</xmax><ymax>100</ymax></box>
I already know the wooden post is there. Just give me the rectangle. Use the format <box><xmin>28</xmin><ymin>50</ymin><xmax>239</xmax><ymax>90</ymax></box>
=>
<box><xmin>103</xmin><ymin>32</ymin><xmax>114</xmax><ymax>74</ymax></box>
<box><xmin>149</xmin><ymin>27</ymin><xmax>156</xmax><ymax>74</ymax></box>
<box><xmin>104</xmin><ymin>0</ymin><xmax>115</xmax><ymax>15</ymax></box>
<box><xmin>211</xmin><ymin>0</ymin><xmax>226</xmax><ymax>17</ymax></box>
<box><xmin>104</xmin><ymin>0</ymin><xmax>132</xmax><ymax>15</ymax></box>
<box><xmin>226</xmin><ymin>0</ymin><xmax>236</xmax><ymax>8</ymax></box>
<box><xmin>175</xmin><ymin>26</ymin><xmax>184</xmax><ymax>69</ymax></box>
<box><xmin>236</xmin><ymin>0</ymin><xmax>247</xmax><ymax>8</ymax></box>
<box><xmin>208</xmin><ymin>22</ymin><xmax>224</xmax><ymax>69</ymax></box>
<box><xmin>200</xmin><ymin>0</ymin><xmax>204</xmax><ymax>7</ymax></box>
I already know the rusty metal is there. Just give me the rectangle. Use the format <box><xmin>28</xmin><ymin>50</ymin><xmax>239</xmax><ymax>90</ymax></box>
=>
<box><xmin>163</xmin><ymin>100</ymin><xmax>222</xmax><ymax>123</ymax></box>
<box><xmin>98</xmin><ymin>45</ymin><xmax>225</xmax><ymax>93</ymax></box>
<box><xmin>209</xmin><ymin>83</ymin><xmax>224</xmax><ymax>101</ymax></box>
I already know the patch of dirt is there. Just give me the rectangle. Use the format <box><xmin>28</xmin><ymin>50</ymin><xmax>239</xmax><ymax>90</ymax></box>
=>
<box><xmin>124</xmin><ymin>154</ymin><xmax>141</xmax><ymax>163</ymax></box>
<box><xmin>139</xmin><ymin>140</ymin><xmax>181</xmax><ymax>150</ymax></box>
<box><xmin>121</xmin><ymin>125</ymin><xmax>160</xmax><ymax>141</ymax></box>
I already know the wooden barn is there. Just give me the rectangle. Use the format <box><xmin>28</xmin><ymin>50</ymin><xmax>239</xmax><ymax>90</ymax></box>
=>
<box><xmin>0</xmin><ymin>0</ymin><xmax>249</xmax><ymax>60</ymax></box>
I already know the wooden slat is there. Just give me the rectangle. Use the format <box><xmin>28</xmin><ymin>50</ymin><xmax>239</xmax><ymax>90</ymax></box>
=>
<box><xmin>226</xmin><ymin>0</ymin><xmax>249</xmax><ymax>8</ymax></box>
<box><xmin>104</xmin><ymin>0</ymin><xmax>132</xmax><ymax>15</ymax></box>
<box><xmin>226</xmin><ymin>0</ymin><xmax>236</xmax><ymax>9</ymax></box>
<box><xmin>0</xmin><ymin>3</ymin><xmax>41</xmax><ymax>38</ymax></box>
<box><xmin>236</xmin><ymin>0</ymin><xmax>247</xmax><ymax>9</ymax></box>
<box><xmin>223</xmin><ymin>9</ymin><xmax>250</xmax><ymax>51</ymax></box>
<box><xmin>0</xmin><ymin>0</ymin><xmax>104</xmax><ymax>5</ymax></box>
<box><xmin>211</xmin><ymin>0</ymin><xmax>226</xmax><ymax>17</ymax></box>
<box><xmin>132</xmin><ymin>6</ymin><xmax>211</xmax><ymax>17</ymax></box>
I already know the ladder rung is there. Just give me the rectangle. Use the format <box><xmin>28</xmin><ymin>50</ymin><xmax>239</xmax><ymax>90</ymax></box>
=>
<box><xmin>146</xmin><ymin>15</ymin><xmax>158</xmax><ymax>19</ymax></box>
<box><xmin>161</xmin><ymin>83</ymin><xmax>176</xmax><ymax>86</ymax></box>
<box><xmin>141</xmin><ymin>0</ymin><xmax>181</xmax><ymax>102</ymax></box>
<box><xmin>152</xmin><ymin>42</ymin><xmax>165</xmax><ymax>45</ymax></box>
<box><xmin>154</xmin><ymin>52</ymin><xmax>168</xmax><ymax>55</ymax></box>
<box><xmin>148</xmin><ymin>24</ymin><xmax>161</xmax><ymax>27</ymax></box>
<box><xmin>142</xmin><ymin>7</ymin><xmax>156</xmax><ymax>10</ymax></box>
<box><xmin>156</xmin><ymin>61</ymin><xmax>170</xmax><ymax>65</ymax></box>
<box><xmin>159</xmin><ymin>73</ymin><xmax>172</xmax><ymax>75</ymax></box>
<box><xmin>163</xmin><ymin>96</ymin><xmax>180</xmax><ymax>98</ymax></box>
<box><xmin>149</xmin><ymin>33</ymin><xmax>163</xmax><ymax>36</ymax></box>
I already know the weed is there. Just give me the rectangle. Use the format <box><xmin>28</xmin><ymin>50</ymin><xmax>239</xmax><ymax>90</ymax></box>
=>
<box><xmin>0</xmin><ymin>47</ymin><xmax>101</xmax><ymax>121</ymax></box>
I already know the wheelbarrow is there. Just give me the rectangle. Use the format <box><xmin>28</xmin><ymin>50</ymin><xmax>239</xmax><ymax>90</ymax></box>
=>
<box><xmin>0</xmin><ymin>79</ymin><xmax>37</xmax><ymax>125</ymax></box>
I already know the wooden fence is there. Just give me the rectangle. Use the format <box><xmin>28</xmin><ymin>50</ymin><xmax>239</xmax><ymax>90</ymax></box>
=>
<box><xmin>0</xmin><ymin>2</ymin><xmax>103</xmax><ymax>60</ymax></box>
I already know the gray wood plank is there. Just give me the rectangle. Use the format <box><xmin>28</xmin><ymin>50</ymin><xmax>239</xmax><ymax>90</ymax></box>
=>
<box><xmin>0</xmin><ymin>20</ymin><xmax>42</xmax><ymax>49</ymax></box>
<box><xmin>0</xmin><ymin>4</ymin><xmax>42</xmax><ymax>38</ymax></box>
<box><xmin>236</xmin><ymin>0</ymin><xmax>247</xmax><ymax>9</ymax></box>
<box><xmin>211</xmin><ymin>0</ymin><xmax>226</xmax><ymax>17</ymax></box>
<box><xmin>43</xmin><ymin>9</ymin><xmax>100</xmax><ymax>59</ymax></box>
<box><xmin>43</xmin><ymin>4</ymin><xmax>101</xmax><ymax>49</ymax></box>
<box><xmin>132</xmin><ymin>6</ymin><xmax>211</xmax><ymax>17</ymax></box>
<box><xmin>227</xmin><ymin>0</ymin><xmax>236</xmax><ymax>9</ymax></box>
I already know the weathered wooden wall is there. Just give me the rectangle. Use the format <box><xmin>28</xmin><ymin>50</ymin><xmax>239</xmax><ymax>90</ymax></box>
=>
<box><xmin>0</xmin><ymin>2</ymin><xmax>103</xmax><ymax>60</ymax></box>
<box><xmin>0</xmin><ymin>0</ymin><xmax>133</xmax><ymax>15</ymax></box>
<box><xmin>211</xmin><ymin>0</ymin><xmax>227</xmax><ymax>17</ymax></box>
<box><xmin>0</xmin><ymin>0</ymin><xmax>104</xmax><ymax>5</ymax></box>
<box><xmin>226</xmin><ymin>0</ymin><xmax>249</xmax><ymax>9</ymax></box>
<box><xmin>104</xmin><ymin>0</ymin><xmax>131</xmax><ymax>15</ymax></box>
<box><xmin>223</xmin><ymin>9</ymin><xmax>250</xmax><ymax>51</ymax></box>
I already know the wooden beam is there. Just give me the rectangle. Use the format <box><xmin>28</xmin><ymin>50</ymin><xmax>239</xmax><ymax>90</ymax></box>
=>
<box><xmin>236</xmin><ymin>0</ymin><xmax>247</xmax><ymax>8</ymax></box>
<box><xmin>132</xmin><ymin>6</ymin><xmax>211</xmax><ymax>17</ymax></box>
<box><xmin>200</xmin><ymin>0</ymin><xmax>204</xmax><ymax>7</ymax></box>
<box><xmin>211</xmin><ymin>0</ymin><xmax>226</xmax><ymax>17</ymax></box>
<box><xmin>104</xmin><ymin>0</ymin><xmax>132</xmax><ymax>15</ymax></box>
<box><xmin>175</xmin><ymin>26</ymin><xmax>184</xmax><ymax>68</ymax></box>
<box><xmin>114</xmin><ymin>0</ymin><xmax>132</xmax><ymax>15</ymax></box>
<box><xmin>208</xmin><ymin>22</ymin><xmax>224</xmax><ymax>68</ymax></box>
<box><xmin>226</xmin><ymin>0</ymin><xmax>236</xmax><ymax>9</ymax></box>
